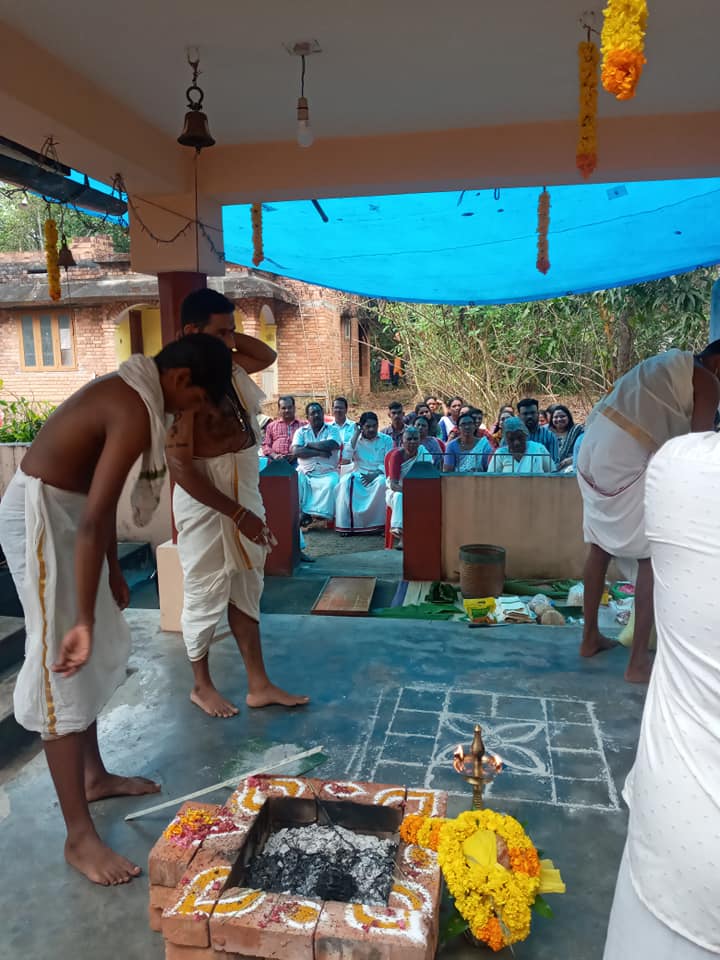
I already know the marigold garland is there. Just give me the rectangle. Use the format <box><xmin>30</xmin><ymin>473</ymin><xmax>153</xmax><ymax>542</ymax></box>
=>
<box><xmin>601</xmin><ymin>0</ymin><xmax>648</xmax><ymax>100</ymax></box>
<box><xmin>43</xmin><ymin>218</ymin><xmax>61</xmax><ymax>301</ymax></box>
<box><xmin>401</xmin><ymin>809</ymin><xmax>564</xmax><ymax>952</ymax></box>
<box><xmin>576</xmin><ymin>40</ymin><xmax>599</xmax><ymax>178</ymax></box>
<box><xmin>536</xmin><ymin>188</ymin><xmax>550</xmax><ymax>275</ymax></box>
<box><xmin>251</xmin><ymin>202</ymin><xmax>264</xmax><ymax>266</ymax></box>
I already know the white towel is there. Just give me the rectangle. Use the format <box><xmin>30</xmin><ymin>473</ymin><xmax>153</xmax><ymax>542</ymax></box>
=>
<box><xmin>117</xmin><ymin>354</ymin><xmax>168</xmax><ymax>526</ymax></box>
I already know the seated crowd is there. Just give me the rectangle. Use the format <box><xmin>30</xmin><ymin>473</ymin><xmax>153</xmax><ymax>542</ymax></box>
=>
<box><xmin>259</xmin><ymin>393</ymin><xmax>585</xmax><ymax>546</ymax></box>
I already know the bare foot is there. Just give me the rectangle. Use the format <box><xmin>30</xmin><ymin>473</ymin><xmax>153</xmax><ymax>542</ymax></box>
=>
<box><xmin>625</xmin><ymin>659</ymin><xmax>652</xmax><ymax>684</ymax></box>
<box><xmin>580</xmin><ymin>630</ymin><xmax>620</xmax><ymax>657</ymax></box>
<box><xmin>86</xmin><ymin>773</ymin><xmax>161</xmax><ymax>802</ymax></box>
<box><xmin>246</xmin><ymin>684</ymin><xmax>310</xmax><ymax>709</ymax></box>
<box><xmin>65</xmin><ymin>831</ymin><xmax>141</xmax><ymax>886</ymax></box>
<box><xmin>191</xmin><ymin>685</ymin><xmax>240</xmax><ymax>719</ymax></box>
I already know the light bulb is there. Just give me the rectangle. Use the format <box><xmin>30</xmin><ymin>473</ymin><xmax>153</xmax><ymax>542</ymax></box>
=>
<box><xmin>296</xmin><ymin>95</ymin><xmax>314</xmax><ymax>148</ymax></box>
<box><xmin>296</xmin><ymin>120</ymin><xmax>314</xmax><ymax>148</ymax></box>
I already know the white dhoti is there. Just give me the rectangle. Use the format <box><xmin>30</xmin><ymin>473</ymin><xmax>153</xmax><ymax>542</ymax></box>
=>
<box><xmin>335</xmin><ymin>473</ymin><xmax>386</xmax><ymax>534</ymax></box>
<box><xmin>577</xmin><ymin>414</ymin><xmax>652</xmax><ymax>559</ymax></box>
<box><xmin>603</xmin><ymin>845</ymin><xmax>716</xmax><ymax>960</ymax></box>
<box><xmin>0</xmin><ymin>469</ymin><xmax>130</xmax><ymax>737</ymax></box>
<box><xmin>386</xmin><ymin>488</ymin><xmax>403</xmax><ymax>531</ymax></box>
<box><xmin>297</xmin><ymin>470</ymin><xmax>339</xmax><ymax>520</ymax></box>
<box><xmin>174</xmin><ymin>449</ymin><xmax>269</xmax><ymax>662</ymax></box>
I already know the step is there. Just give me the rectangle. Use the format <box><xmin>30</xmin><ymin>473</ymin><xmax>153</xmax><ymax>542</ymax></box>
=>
<box><xmin>0</xmin><ymin>616</ymin><xmax>24</xmax><ymax>673</ymax></box>
<box><xmin>0</xmin><ymin>664</ymin><xmax>35</xmax><ymax>768</ymax></box>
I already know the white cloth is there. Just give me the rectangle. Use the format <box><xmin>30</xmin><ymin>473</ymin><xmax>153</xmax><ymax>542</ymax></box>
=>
<box><xmin>486</xmin><ymin>440</ymin><xmax>552</xmax><ymax>474</ymax></box>
<box><xmin>335</xmin><ymin>433</ymin><xmax>393</xmax><ymax>533</ymax></box>
<box><xmin>615</xmin><ymin>432</ymin><xmax>720</xmax><ymax>953</ymax></box>
<box><xmin>577</xmin><ymin>414</ymin><xmax>652</xmax><ymax>558</ymax></box>
<box><xmin>588</xmin><ymin>349</ymin><xmax>694</xmax><ymax>454</ymax></box>
<box><xmin>603</xmin><ymin>845</ymin><xmax>716</xmax><ymax>960</ymax></box>
<box><xmin>0</xmin><ymin>469</ymin><xmax>130</xmax><ymax>736</ymax></box>
<box><xmin>174</xmin><ymin>366</ymin><xmax>269</xmax><ymax>661</ymax></box>
<box><xmin>117</xmin><ymin>354</ymin><xmax>169</xmax><ymax>526</ymax></box>
<box><xmin>294</xmin><ymin>422</ymin><xmax>342</xmax><ymax>519</ymax></box>
<box><xmin>384</xmin><ymin>450</ymin><xmax>431</xmax><ymax>531</ymax></box>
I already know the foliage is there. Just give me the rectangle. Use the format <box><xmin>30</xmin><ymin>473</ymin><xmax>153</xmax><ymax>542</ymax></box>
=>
<box><xmin>0</xmin><ymin>185</ymin><xmax>129</xmax><ymax>253</ymax></box>
<box><xmin>377</xmin><ymin>267</ymin><xmax>717</xmax><ymax>416</ymax></box>
<box><xmin>0</xmin><ymin>386</ymin><xmax>55</xmax><ymax>443</ymax></box>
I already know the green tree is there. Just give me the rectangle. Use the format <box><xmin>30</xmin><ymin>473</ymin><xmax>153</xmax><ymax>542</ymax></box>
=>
<box><xmin>378</xmin><ymin>267</ymin><xmax>717</xmax><ymax>416</ymax></box>
<box><xmin>0</xmin><ymin>185</ymin><xmax>129</xmax><ymax>253</ymax></box>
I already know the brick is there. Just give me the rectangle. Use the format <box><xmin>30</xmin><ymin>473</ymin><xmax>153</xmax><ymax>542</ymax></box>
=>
<box><xmin>162</xmin><ymin>849</ymin><xmax>233</xmax><ymax>947</ymax></box>
<box><xmin>210</xmin><ymin>890</ymin><xmax>320</xmax><ymax>958</ymax></box>
<box><xmin>402</xmin><ymin>789</ymin><xmax>448</xmax><ymax>819</ymax></box>
<box><xmin>150</xmin><ymin>904</ymin><xmax>164</xmax><ymax>933</ymax></box>
<box><xmin>388</xmin><ymin>848</ymin><xmax>442</xmax><ymax>956</ymax></box>
<box><xmin>320</xmin><ymin>781</ymin><xmax>406</xmax><ymax>808</ymax></box>
<box><xmin>226</xmin><ymin>775</ymin><xmax>315</xmax><ymax>817</ymax></box>
<box><xmin>149</xmin><ymin>802</ymin><xmax>223</xmax><ymax>887</ymax></box>
<box><xmin>313</xmin><ymin>899</ymin><xmax>433</xmax><ymax>960</ymax></box>
<box><xmin>152</xmin><ymin>884</ymin><xmax>183</xmax><ymax>911</ymax></box>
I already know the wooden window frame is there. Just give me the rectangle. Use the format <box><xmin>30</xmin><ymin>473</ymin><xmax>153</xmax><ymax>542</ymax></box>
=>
<box><xmin>17</xmin><ymin>312</ymin><xmax>78</xmax><ymax>371</ymax></box>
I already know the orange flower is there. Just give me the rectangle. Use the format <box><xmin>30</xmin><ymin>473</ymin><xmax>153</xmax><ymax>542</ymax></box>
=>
<box><xmin>399</xmin><ymin>814</ymin><xmax>426</xmax><ymax>845</ymax></box>
<box><xmin>478</xmin><ymin>916</ymin><xmax>505</xmax><ymax>952</ymax></box>
<box><xmin>508</xmin><ymin>846</ymin><xmax>541</xmax><ymax>878</ymax></box>
<box><xmin>601</xmin><ymin>49</ymin><xmax>646</xmax><ymax>100</ymax></box>
<box><xmin>536</xmin><ymin>188</ymin><xmax>550</xmax><ymax>276</ymax></box>
<box><xmin>251</xmin><ymin>202</ymin><xmax>264</xmax><ymax>266</ymax></box>
<box><xmin>576</xmin><ymin>40</ymin><xmax>599</xmax><ymax>178</ymax></box>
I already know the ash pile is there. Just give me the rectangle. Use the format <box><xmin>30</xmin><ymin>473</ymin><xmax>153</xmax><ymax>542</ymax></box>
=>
<box><xmin>246</xmin><ymin>824</ymin><xmax>398</xmax><ymax>905</ymax></box>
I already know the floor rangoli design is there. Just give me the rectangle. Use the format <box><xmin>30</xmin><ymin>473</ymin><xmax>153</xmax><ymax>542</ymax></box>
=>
<box><xmin>346</xmin><ymin>684</ymin><xmax>620</xmax><ymax>812</ymax></box>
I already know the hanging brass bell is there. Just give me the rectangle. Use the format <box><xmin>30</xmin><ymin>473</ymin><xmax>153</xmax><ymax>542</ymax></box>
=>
<box><xmin>57</xmin><ymin>235</ymin><xmax>76</xmax><ymax>269</ymax></box>
<box><xmin>177</xmin><ymin>108</ymin><xmax>216</xmax><ymax>149</ymax></box>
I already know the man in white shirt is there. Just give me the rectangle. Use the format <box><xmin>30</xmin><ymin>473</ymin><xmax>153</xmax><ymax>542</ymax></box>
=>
<box><xmin>291</xmin><ymin>402</ymin><xmax>342</xmax><ymax>526</ymax></box>
<box><xmin>332</xmin><ymin>396</ymin><xmax>356</xmax><ymax>446</ymax></box>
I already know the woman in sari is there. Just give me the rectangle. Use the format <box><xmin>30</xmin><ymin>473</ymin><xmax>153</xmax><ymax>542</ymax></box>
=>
<box><xmin>443</xmin><ymin>413</ymin><xmax>488</xmax><ymax>473</ymax></box>
<box><xmin>439</xmin><ymin>396</ymin><xmax>464</xmax><ymax>442</ymax></box>
<box><xmin>335</xmin><ymin>413</ymin><xmax>394</xmax><ymax>535</ymax></box>
<box><xmin>415</xmin><ymin>415</ymin><xmax>444</xmax><ymax>465</ymax></box>
<box><xmin>386</xmin><ymin>426</ymin><xmax>432</xmax><ymax>547</ymax></box>
<box><xmin>549</xmin><ymin>404</ymin><xmax>584</xmax><ymax>470</ymax></box>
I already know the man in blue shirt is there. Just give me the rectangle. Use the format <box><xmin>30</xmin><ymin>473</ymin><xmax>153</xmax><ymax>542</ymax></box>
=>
<box><xmin>517</xmin><ymin>398</ymin><xmax>558</xmax><ymax>465</ymax></box>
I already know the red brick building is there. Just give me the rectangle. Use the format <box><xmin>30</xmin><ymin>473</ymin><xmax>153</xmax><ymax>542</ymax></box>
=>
<box><xmin>0</xmin><ymin>236</ymin><xmax>373</xmax><ymax>409</ymax></box>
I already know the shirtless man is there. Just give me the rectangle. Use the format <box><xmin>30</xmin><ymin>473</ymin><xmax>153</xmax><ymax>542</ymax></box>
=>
<box><xmin>167</xmin><ymin>288</ymin><xmax>308</xmax><ymax>717</ymax></box>
<box><xmin>0</xmin><ymin>334</ymin><xmax>232</xmax><ymax>885</ymax></box>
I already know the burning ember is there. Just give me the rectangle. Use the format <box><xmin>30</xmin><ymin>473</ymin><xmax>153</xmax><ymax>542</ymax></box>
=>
<box><xmin>452</xmin><ymin>744</ymin><xmax>503</xmax><ymax>776</ymax></box>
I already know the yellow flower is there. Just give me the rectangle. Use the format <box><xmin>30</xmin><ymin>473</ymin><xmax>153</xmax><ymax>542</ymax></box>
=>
<box><xmin>601</xmin><ymin>0</ymin><xmax>648</xmax><ymax>100</ymax></box>
<box><xmin>44</xmin><ymin>218</ymin><xmax>61</xmax><ymax>301</ymax></box>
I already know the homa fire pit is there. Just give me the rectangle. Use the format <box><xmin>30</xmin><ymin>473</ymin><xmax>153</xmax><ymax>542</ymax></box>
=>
<box><xmin>148</xmin><ymin>775</ymin><xmax>447</xmax><ymax>960</ymax></box>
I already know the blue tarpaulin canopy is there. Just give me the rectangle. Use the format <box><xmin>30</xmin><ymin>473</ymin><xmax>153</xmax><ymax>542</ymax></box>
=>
<box><xmin>223</xmin><ymin>178</ymin><xmax>720</xmax><ymax>305</ymax></box>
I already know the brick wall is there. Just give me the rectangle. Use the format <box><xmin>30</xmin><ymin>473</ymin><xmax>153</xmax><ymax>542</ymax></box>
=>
<box><xmin>0</xmin><ymin>304</ymin><xmax>119</xmax><ymax>405</ymax></box>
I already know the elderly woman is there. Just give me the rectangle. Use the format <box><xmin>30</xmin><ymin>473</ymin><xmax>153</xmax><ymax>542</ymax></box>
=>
<box><xmin>548</xmin><ymin>404</ymin><xmax>584</xmax><ymax>470</ymax></box>
<box><xmin>335</xmin><ymin>412</ymin><xmax>394</xmax><ymax>535</ymax></box>
<box><xmin>443</xmin><ymin>413</ymin><xmax>488</xmax><ymax>473</ymax></box>
<box><xmin>414</xmin><ymin>415</ymin><xmax>444</xmax><ymax>464</ymax></box>
<box><xmin>386</xmin><ymin>426</ymin><xmax>432</xmax><ymax>546</ymax></box>
<box><xmin>487</xmin><ymin>416</ymin><xmax>553</xmax><ymax>474</ymax></box>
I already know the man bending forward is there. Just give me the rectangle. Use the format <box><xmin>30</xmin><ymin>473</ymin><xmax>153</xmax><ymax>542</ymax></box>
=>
<box><xmin>0</xmin><ymin>334</ymin><xmax>232</xmax><ymax>885</ymax></box>
<box><xmin>168</xmin><ymin>289</ymin><xmax>308</xmax><ymax>717</ymax></box>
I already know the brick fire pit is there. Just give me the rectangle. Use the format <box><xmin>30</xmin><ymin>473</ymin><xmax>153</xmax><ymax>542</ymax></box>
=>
<box><xmin>148</xmin><ymin>776</ymin><xmax>447</xmax><ymax>960</ymax></box>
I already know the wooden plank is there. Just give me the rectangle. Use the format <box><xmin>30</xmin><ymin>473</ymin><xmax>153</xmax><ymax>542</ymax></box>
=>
<box><xmin>311</xmin><ymin>577</ymin><xmax>377</xmax><ymax>616</ymax></box>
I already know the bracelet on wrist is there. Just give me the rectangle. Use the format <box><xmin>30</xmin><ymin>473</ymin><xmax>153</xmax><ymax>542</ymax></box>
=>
<box><xmin>231</xmin><ymin>506</ymin><xmax>248</xmax><ymax>526</ymax></box>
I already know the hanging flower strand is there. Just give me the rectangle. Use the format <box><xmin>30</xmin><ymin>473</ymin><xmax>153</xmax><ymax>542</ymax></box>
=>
<box><xmin>601</xmin><ymin>0</ymin><xmax>648</xmax><ymax>101</ymax></box>
<box><xmin>44</xmin><ymin>218</ymin><xmax>62</xmax><ymax>301</ymax></box>
<box><xmin>536</xmin><ymin>188</ymin><xmax>550</xmax><ymax>275</ymax></box>
<box><xmin>576</xmin><ymin>39</ymin><xmax>599</xmax><ymax>178</ymax></box>
<box><xmin>251</xmin><ymin>202</ymin><xmax>264</xmax><ymax>266</ymax></box>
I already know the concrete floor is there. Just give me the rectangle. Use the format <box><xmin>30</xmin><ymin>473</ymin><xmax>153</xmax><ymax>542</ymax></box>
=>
<box><xmin>0</xmin><ymin>592</ymin><xmax>645</xmax><ymax>960</ymax></box>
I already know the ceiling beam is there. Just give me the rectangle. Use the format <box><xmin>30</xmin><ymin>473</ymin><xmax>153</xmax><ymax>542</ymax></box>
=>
<box><xmin>199</xmin><ymin>111</ymin><xmax>720</xmax><ymax>203</ymax></box>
